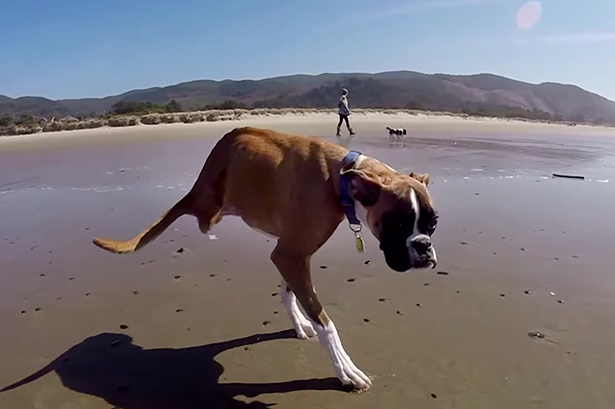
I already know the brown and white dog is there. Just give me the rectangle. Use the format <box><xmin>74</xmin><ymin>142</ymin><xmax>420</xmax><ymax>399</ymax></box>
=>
<box><xmin>92</xmin><ymin>126</ymin><xmax>438</xmax><ymax>392</ymax></box>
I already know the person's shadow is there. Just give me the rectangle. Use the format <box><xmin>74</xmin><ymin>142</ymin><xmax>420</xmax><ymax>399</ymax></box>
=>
<box><xmin>0</xmin><ymin>329</ymin><xmax>342</xmax><ymax>409</ymax></box>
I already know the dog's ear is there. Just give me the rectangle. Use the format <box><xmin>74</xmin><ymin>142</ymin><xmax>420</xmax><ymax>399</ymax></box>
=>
<box><xmin>343</xmin><ymin>170</ymin><xmax>382</xmax><ymax>207</ymax></box>
<box><xmin>409</xmin><ymin>172</ymin><xmax>430</xmax><ymax>186</ymax></box>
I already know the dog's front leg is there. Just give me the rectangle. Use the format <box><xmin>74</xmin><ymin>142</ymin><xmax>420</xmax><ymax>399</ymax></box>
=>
<box><xmin>280</xmin><ymin>278</ymin><xmax>317</xmax><ymax>339</ymax></box>
<box><xmin>271</xmin><ymin>244</ymin><xmax>372</xmax><ymax>391</ymax></box>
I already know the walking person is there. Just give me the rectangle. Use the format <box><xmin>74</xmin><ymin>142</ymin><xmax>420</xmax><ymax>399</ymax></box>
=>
<box><xmin>337</xmin><ymin>88</ymin><xmax>355</xmax><ymax>137</ymax></box>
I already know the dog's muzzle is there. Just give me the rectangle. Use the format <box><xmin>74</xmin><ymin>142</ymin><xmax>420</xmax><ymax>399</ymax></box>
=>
<box><xmin>409</xmin><ymin>234</ymin><xmax>437</xmax><ymax>269</ymax></box>
<box><xmin>380</xmin><ymin>235</ymin><xmax>437</xmax><ymax>272</ymax></box>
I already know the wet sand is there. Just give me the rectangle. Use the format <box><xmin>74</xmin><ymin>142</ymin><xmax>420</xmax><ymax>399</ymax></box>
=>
<box><xmin>1</xmin><ymin>118</ymin><xmax>615</xmax><ymax>408</ymax></box>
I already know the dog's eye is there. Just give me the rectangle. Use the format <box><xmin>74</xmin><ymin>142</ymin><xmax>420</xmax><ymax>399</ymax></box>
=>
<box><xmin>426</xmin><ymin>215</ymin><xmax>438</xmax><ymax>235</ymax></box>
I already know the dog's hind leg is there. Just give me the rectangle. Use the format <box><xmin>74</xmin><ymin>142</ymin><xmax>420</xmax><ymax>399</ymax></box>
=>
<box><xmin>271</xmin><ymin>242</ymin><xmax>372</xmax><ymax>391</ymax></box>
<box><xmin>189</xmin><ymin>188</ymin><xmax>224</xmax><ymax>235</ymax></box>
<box><xmin>280</xmin><ymin>278</ymin><xmax>317</xmax><ymax>339</ymax></box>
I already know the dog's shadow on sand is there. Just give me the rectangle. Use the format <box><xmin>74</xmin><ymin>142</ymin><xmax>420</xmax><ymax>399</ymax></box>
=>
<box><xmin>1</xmin><ymin>329</ymin><xmax>342</xmax><ymax>409</ymax></box>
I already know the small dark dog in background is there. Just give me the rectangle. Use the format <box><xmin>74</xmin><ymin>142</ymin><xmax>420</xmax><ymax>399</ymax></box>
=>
<box><xmin>387</xmin><ymin>127</ymin><xmax>407</xmax><ymax>139</ymax></box>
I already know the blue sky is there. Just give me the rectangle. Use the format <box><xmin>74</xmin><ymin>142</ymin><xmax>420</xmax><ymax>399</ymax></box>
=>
<box><xmin>1</xmin><ymin>0</ymin><xmax>615</xmax><ymax>100</ymax></box>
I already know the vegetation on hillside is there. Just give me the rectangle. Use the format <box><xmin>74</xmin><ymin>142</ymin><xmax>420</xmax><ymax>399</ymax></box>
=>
<box><xmin>108</xmin><ymin>99</ymin><xmax>183</xmax><ymax>116</ymax></box>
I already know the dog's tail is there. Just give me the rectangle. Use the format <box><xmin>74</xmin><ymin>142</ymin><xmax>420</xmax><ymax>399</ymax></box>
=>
<box><xmin>386</xmin><ymin>127</ymin><xmax>393</xmax><ymax>131</ymax></box>
<box><xmin>92</xmin><ymin>196</ymin><xmax>191</xmax><ymax>254</ymax></box>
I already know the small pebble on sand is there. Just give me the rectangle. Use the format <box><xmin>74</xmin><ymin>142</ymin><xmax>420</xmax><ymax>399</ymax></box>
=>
<box><xmin>437</xmin><ymin>271</ymin><xmax>449</xmax><ymax>275</ymax></box>
<box><xmin>262</xmin><ymin>320</ymin><xmax>271</xmax><ymax>326</ymax></box>
<box><xmin>320</xmin><ymin>265</ymin><xmax>327</xmax><ymax>269</ymax></box>
<box><xmin>528</xmin><ymin>331</ymin><xmax>545</xmax><ymax>339</ymax></box>
<box><xmin>524</xmin><ymin>290</ymin><xmax>531</xmax><ymax>295</ymax></box>
<box><xmin>363</xmin><ymin>318</ymin><xmax>370</xmax><ymax>323</ymax></box>
<box><xmin>174</xmin><ymin>275</ymin><xmax>182</xmax><ymax>280</ymax></box>
<box><xmin>431</xmin><ymin>393</ymin><xmax>438</xmax><ymax>399</ymax></box>
<box><xmin>35</xmin><ymin>307</ymin><xmax>41</xmax><ymax>312</ymax></box>
<box><xmin>119</xmin><ymin>324</ymin><xmax>129</xmax><ymax>330</ymax></box>
<box><xmin>378</xmin><ymin>298</ymin><xmax>386</xmax><ymax>302</ymax></box>
<box><xmin>364</xmin><ymin>260</ymin><xmax>371</xmax><ymax>265</ymax></box>
<box><xmin>500</xmin><ymin>293</ymin><xmax>506</xmax><ymax>297</ymax></box>
<box><xmin>347</xmin><ymin>278</ymin><xmax>356</xmax><ymax>282</ymax></box>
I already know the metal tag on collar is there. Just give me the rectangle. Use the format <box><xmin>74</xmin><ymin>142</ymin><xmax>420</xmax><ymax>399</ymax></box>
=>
<box><xmin>349</xmin><ymin>223</ymin><xmax>365</xmax><ymax>253</ymax></box>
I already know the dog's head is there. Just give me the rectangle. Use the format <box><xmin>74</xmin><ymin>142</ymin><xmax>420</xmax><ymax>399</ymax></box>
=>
<box><xmin>344</xmin><ymin>169</ymin><xmax>438</xmax><ymax>272</ymax></box>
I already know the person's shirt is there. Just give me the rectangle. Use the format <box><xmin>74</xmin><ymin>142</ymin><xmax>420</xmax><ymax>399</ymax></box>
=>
<box><xmin>338</xmin><ymin>95</ymin><xmax>350</xmax><ymax>116</ymax></box>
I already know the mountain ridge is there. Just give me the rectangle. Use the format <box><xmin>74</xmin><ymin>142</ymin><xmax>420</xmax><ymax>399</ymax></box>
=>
<box><xmin>2</xmin><ymin>71</ymin><xmax>614</xmax><ymax>125</ymax></box>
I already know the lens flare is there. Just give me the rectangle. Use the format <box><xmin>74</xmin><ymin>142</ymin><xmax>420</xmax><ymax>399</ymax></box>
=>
<box><xmin>516</xmin><ymin>1</ymin><xmax>542</xmax><ymax>30</ymax></box>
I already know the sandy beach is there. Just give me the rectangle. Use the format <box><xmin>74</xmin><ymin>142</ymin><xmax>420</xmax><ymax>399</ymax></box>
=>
<box><xmin>1</xmin><ymin>113</ymin><xmax>615</xmax><ymax>409</ymax></box>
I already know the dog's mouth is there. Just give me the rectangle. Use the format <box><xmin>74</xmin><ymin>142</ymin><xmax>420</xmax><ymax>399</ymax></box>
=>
<box><xmin>381</xmin><ymin>246</ymin><xmax>437</xmax><ymax>272</ymax></box>
<box><xmin>411</xmin><ymin>254</ymin><xmax>437</xmax><ymax>270</ymax></box>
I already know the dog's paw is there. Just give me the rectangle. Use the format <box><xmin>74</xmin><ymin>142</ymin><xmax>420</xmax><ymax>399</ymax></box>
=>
<box><xmin>331</xmin><ymin>345</ymin><xmax>372</xmax><ymax>390</ymax></box>
<box><xmin>337</xmin><ymin>363</ymin><xmax>372</xmax><ymax>392</ymax></box>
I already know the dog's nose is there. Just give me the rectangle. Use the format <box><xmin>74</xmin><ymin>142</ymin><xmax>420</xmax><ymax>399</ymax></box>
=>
<box><xmin>411</xmin><ymin>236</ymin><xmax>432</xmax><ymax>254</ymax></box>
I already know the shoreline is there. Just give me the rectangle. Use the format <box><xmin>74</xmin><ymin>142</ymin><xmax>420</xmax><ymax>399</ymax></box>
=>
<box><xmin>3</xmin><ymin>108</ymin><xmax>615</xmax><ymax>143</ymax></box>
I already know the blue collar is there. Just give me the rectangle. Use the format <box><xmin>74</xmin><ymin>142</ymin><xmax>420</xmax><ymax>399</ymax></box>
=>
<box><xmin>339</xmin><ymin>150</ymin><xmax>362</xmax><ymax>226</ymax></box>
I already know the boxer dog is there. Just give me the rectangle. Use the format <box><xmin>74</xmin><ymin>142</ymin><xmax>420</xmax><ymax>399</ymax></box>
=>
<box><xmin>387</xmin><ymin>126</ymin><xmax>407</xmax><ymax>139</ymax></box>
<box><xmin>92</xmin><ymin>127</ymin><xmax>438</xmax><ymax>392</ymax></box>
